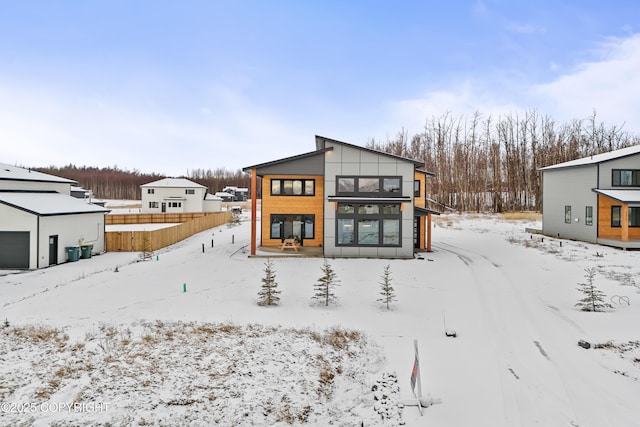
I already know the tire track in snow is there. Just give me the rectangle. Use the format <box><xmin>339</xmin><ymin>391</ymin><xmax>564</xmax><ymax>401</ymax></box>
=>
<box><xmin>434</xmin><ymin>241</ymin><xmax>578</xmax><ymax>426</ymax></box>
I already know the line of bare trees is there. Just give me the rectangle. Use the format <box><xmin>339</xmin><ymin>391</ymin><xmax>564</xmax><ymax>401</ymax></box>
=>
<box><xmin>367</xmin><ymin>110</ymin><xmax>639</xmax><ymax>212</ymax></box>
<box><xmin>35</xmin><ymin>165</ymin><xmax>250</xmax><ymax>200</ymax></box>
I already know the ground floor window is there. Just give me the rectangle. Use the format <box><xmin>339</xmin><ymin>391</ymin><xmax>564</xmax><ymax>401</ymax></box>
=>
<box><xmin>336</xmin><ymin>203</ymin><xmax>401</xmax><ymax>247</ymax></box>
<box><xmin>629</xmin><ymin>207</ymin><xmax>640</xmax><ymax>227</ymax></box>
<box><xmin>270</xmin><ymin>215</ymin><xmax>314</xmax><ymax>241</ymax></box>
<box><xmin>149</xmin><ymin>201</ymin><xmax>158</xmax><ymax>208</ymax></box>
<box><xmin>585</xmin><ymin>206</ymin><xmax>593</xmax><ymax>226</ymax></box>
<box><xmin>611</xmin><ymin>206</ymin><xmax>621</xmax><ymax>227</ymax></box>
<box><xmin>565</xmin><ymin>205</ymin><xmax>572</xmax><ymax>224</ymax></box>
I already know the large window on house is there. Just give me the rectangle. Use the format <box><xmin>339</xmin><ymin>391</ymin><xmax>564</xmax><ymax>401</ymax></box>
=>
<box><xmin>336</xmin><ymin>202</ymin><xmax>401</xmax><ymax>247</ymax></box>
<box><xmin>611</xmin><ymin>206</ymin><xmax>621</xmax><ymax>227</ymax></box>
<box><xmin>270</xmin><ymin>215</ymin><xmax>315</xmax><ymax>240</ymax></box>
<box><xmin>565</xmin><ymin>206</ymin><xmax>572</xmax><ymax>224</ymax></box>
<box><xmin>270</xmin><ymin>179</ymin><xmax>315</xmax><ymax>196</ymax></box>
<box><xmin>149</xmin><ymin>202</ymin><xmax>158</xmax><ymax>208</ymax></box>
<box><xmin>612</xmin><ymin>169</ymin><xmax>640</xmax><ymax>187</ymax></box>
<box><xmin>185</xmin><ymin>189</ymin><xmax>195</xmax><ymax>195</ymax></box>
<box><xmin>336</xmin><ymin>176</ymin><xmax>403</xmax><ymax>197</ymax></box>
<box><xmin>629</xmin><ymin>207</ymin><xmax>640</xmax><ymax>227</ymax></box>
<box><xmin>585</xmin><ymin>206</ymin><xmax>593</xmax><ymax>226</ymax></box>
<box><xmin>414</xmin><ymin>180</ymin><xmax>421</xmax><ymax>197</ymax></box>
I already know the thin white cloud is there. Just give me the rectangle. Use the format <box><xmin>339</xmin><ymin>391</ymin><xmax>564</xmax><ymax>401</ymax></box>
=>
<box><xmin>385</xmin><ymin>33</ymin><xmax>640</xmax><ymax>137</ymax></box>
<box><xmin>0</xmin><ymin>83</ymin><xmax>307</xmax><ymax>176</ymax></box>
<box><xmin>531</xmin><ymin>33</ymin><xmax>640</xmax><ymax>132</ymax></box>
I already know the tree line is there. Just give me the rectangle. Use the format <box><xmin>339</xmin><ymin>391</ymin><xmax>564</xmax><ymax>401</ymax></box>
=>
<box><xmin>34</xmin><ymin>165</ymin><xmax>251</xmax><ymax>200</ymax></box>
<box><xmin>35</xmin><ymin>110</ymin><xmax>639</xmax><ymax>210</ymax></box>
<box><xmin>367</xmin><ymin>110</ymin><xmax>640</xmax><ymax>212</ymax></box>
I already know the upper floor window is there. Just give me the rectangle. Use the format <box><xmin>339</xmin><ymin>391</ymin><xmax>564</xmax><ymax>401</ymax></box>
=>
<box><xmin>147</xmin><ymin>188</ymin><xmax>154</xmax><ymax>194</ymax></box>
<box><xmin>185</xmin><ymin>189</ymin><xmax>195</xmax><ymax>195</ymax></box>
<box><xmin>612</xmin><ymin>169</ymin><xmax>640</xmax><ymax>187</ymax></box>
<box><xmin>414</xmin><ymin>180</ymin><xmax>421</xmax><ymax>197</ymax></box>
<box><xmin>271</xmin><ymin>179</ymin><xmax>315</xmax><ymax>196</ymax></box>
<box><xmin>337</xmin><ymin>176</ymin><xmax>403</xmax><ymax>196</ymax></box>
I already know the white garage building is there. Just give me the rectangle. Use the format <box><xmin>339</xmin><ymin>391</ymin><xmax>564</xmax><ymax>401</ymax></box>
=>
<box><xmin>0</xmin><ymin>164</ymin><xmax>109</xmax><ymax>269</ymax></box>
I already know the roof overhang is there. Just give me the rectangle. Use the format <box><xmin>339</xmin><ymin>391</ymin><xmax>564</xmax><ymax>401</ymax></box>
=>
<box><xmin>415</xmin><ymin>206</ymin><xmax>441</xmax><ymax>216</ymax></box>
<box><xmin>592</xmin><ymin>188</ymin><xmax>640</xmax><ymax>203</ymax></box>
<box><xmin>327</xmin><ymin>196</ymin><xmax>412</xmax><ymax>203</ymax></box>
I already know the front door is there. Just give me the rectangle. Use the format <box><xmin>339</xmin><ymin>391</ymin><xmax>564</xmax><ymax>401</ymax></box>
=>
<box><xmin>49</xmin><ymin>235</ymin><xmax>58</xmax><ymax>265</ymax></box>
<box><xmin>161</xmin><ymin>202</ymin><xmax>166</xmax><ymax>213</ymax></box>
<box><xmin>413</xmin><ymin>217</ymin><xmax>421</xmax><ymax>249</ymax></box>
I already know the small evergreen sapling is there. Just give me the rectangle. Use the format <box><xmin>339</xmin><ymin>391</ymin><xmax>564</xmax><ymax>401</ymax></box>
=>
<box><xmin>575</xmin><ymin>267</ymin><xmax>613</xmax><ymax>312</ymax></box>
<box><xmin>378</xmin><ymin>264</ymin><xmax>396</xmax><ymax>309</ymax></box>
<box><xmin>138</xmin><ymin>232</ymin><xmax>154</xmax><ymax>261</ymax></box>
<box><xmin>258</xmin><ymin>259</ymin><xmax>280</xmax><ymax>306</ymax></box>
<box><xmin>313</xmin><ymin>259</ymin><xmax>340</xmax><ymax>306</ymax></box>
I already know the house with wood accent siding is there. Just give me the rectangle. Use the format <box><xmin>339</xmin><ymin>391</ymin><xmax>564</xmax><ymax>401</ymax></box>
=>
<box><xmin>539</xmin><ymin>145</ymin><xmax>640</xmax><ymax>249</ymax></box>
<box><xmin>242</xmin><ymin>136</ymin><xmax>439</xmax><ymax>258</ymax></box>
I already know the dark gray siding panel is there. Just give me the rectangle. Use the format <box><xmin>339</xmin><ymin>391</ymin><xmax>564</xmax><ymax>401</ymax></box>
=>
<box><xmin>0</xmin><ymin>231</ymin><xmax>30</xmax><ymax>269</ymax></box>
<box><xmin>256</xmin><ymin>154</ymin><xmax>324</xmax><ymax>176</ymax></box>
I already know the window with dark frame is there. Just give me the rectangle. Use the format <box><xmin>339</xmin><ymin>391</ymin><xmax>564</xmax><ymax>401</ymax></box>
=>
<box><xmin>336</xmin><ymin>176</ymin><xmax>403</xmax><ymax>197</ymax></box>
<box><xmin>585</xmin><ymin>206</ymin><xmax>593</xmax><ymax>226</ymax></box>
<box><xmin>414</xmin><ymin>180</ymin><xmax>421</xmax><ymax>197</ymax></box>
<box><xmin>270</xmin><ymin>179</ymin><xmax>315</xmax><ymax>196</ymax></box>
<box><xmin>612</xmin><ymin>169</ymin><xmax>640</xmax><ymax>187</ymax></box>
<box><xmin>269</xmin><ymin>215</ymin><xmax>315</xmax><ymax>240</ymax></box>
<box><xmin>147</xmin><ymin>189</ymin><xmax>154</xmax><ymax>194</ymax></box>
<box><xmin>336</xmin><ymin>202</ymin><xmax>401</xmax><ymax>247</ymax></box>
<box><xmin>565</xmin><ymin>205</ymin><xmax>572</xmax><ymax>224</ymax></box>
<box><xmin>629</xmin><ymin>207</ymin><xmax>640</xmax><ymax>227</ymax></box>
<box><xmin>185</xmin><ymin>189</ymin><xmax>195</xmax><ymax>195</ymax></box>
<box><xmin>611</xmin><ymin>206</ymin><xmax>621</xmax><ymax>227</ymax></box>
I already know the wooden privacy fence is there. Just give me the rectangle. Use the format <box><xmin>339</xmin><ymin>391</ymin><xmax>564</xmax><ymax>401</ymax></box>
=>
<box><xmin>106</xmin><ymin>212</ymin><xmax>222</xmax><ymax>225</ymax></box>
<box><xmin>105</xmin><ymin>211</ymin><xmax>232</xmax><ymax>252</ymax></box>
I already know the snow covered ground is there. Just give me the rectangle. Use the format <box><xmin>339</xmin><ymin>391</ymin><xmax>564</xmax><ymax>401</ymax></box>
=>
<box><xmin>1</xmin><ymin>211</ymin><xmax>639</xmax><ymax>426</ymax></box>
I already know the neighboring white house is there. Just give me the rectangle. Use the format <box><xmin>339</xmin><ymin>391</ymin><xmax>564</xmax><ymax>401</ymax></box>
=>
<box><xmin>539</xmin><ymin>145</ymin><xmax>640</xmax><ymax>249</ymax></box>
<box><xmin>0</xmin><ymin>163</ymin><xmax>110</xmax><ymax>269</ymax></box>
<box><xmin>140</xmin><ymin>178</ymin><xmax>221</xmax><ymax>213</ymax></box>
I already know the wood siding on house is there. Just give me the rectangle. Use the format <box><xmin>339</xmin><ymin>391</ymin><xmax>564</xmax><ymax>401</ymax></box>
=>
<box><xmin>597</xmin><ymin>194</ymin><xmax>640</xmax><ymax>240</ymax></box>
<box><xmin>414</xmin><ymin>171</ymin><xmax>426</xmax><ymax>250</ymax></box>
<box><xmin>260</xmin><ymin>175</ymin><xmax>324</xmax><ymax>247</ymax></box>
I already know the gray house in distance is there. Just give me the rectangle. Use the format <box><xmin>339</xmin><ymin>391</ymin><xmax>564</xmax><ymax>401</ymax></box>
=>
<box><xmin>539</xmin><ymin>145</ymin><xmax>640</xmax><ymax>249</ymax></box>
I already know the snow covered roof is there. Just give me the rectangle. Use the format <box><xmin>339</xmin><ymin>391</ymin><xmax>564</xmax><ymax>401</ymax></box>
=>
<box><xmin>222</xmin><ymin>186</ymin><xmax>248</xmax><ymax>192</ymax></box>
<box><xmin>214</xmin><ymin>191</ymin><xmax>234</xmax><ymax>198</ymax></box>
<box><xmin>0</xmin><ymin>192</ymin><xmax>110</xmax><ymax>216</ymax></box>
<box><xmin>539</xmin><ymin>145</ymin><xmax>640</xmax><ymax>171</ymax></box>
<box><xmin>0</xmin><ymin>163</ymin><xmax>76</xmax><ymax>185</ymax></box>
<box><xmin>205</xmin><ymin>193</ymin><xmax>223</xmax><ymax>201</ymax></box>
<box><xmin>593</xmin><ymin>189</ymin><xmax>640</xmax><ymax>203</ymax></box>
<box><xmin>141</xmin><ymin>178</ymin><xmax>206</xmax><ymax>189</ymax></box>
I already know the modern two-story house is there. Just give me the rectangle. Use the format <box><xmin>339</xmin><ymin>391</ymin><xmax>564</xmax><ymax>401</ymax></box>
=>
<box><xmin>140</xmin><ymin>178</ymin><xmax>221</xmax><ymax>213</ymax></box>
<box><xmin>242</xmin><ymin>136</ymin><xmax>438</xmax><ymax>258</ymax></box>
<box><xmin>539</xmin><ymin>144</ymin><xmax>640</xmax><ymax>249</ymax></box>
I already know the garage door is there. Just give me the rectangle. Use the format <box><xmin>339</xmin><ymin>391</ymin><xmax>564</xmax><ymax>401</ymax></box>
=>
<box><xmin>0</xmin><ymin>231</ymin><xmax>30</xmax><ymax>269</ymax></box>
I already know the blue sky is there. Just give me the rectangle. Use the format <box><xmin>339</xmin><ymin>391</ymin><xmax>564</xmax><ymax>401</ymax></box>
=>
<box><xmin>1</xmin><ymin>1</ymin><xmax>639</xmax><ymax>176</ymax></box>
